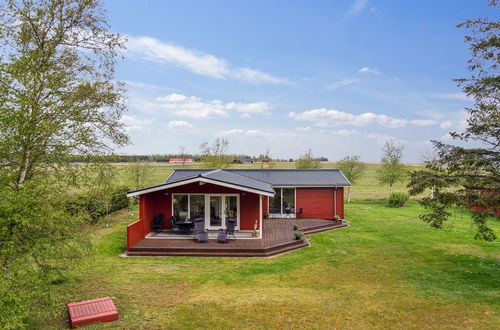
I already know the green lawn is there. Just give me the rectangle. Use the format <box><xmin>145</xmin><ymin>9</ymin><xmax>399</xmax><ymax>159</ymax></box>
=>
<box><xmin>51</xmin><ymin>201</ymin><xmax>499</xmax><ymax>329</ymax></box>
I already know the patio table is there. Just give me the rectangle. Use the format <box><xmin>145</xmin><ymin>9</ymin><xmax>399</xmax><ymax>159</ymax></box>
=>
<box><xmin>178</xmin><ymin>222</ymin><xmax>193</xmax><ymax>234</ymax></box>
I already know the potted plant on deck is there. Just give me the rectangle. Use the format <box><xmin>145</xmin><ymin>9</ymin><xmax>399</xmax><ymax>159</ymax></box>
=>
<box><xmin>293</xmin><ymin>231</ymin><xmax>304</xmax><ymax>240</ymax></box>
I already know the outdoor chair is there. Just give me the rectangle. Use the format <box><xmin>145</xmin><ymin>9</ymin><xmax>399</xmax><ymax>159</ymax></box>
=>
<box><xmin>217</xmin><ymin>229</ymin><xmax>228</xmax><ymax>243</ymax></box>
<box><xmin>285</xmin><ymin>207</ymin><xmax>292</xmax><ymax>218</ymax></box>
<box><xmin>297</xmin><ymin>208</ymin><xmax>303</xmax><ymax>218</ymax></box>
<box><xmin>169</xmin><ymin>216</ymin><xmax>180</xmax><ymax>232</ymax></box>
<box><xmin>151</xmin><ymin>214</ymin><xmax>163</xmax><ymax>232</ymax></box>
<box><xmin>226</xmin><ymin>218</ymin><xmax>236</xmax><ymax>240</ymax></box>
<box><xmin>194</xmin><ymin>218</ymin><xmax>208</xmax><ymax>243</ymax></box>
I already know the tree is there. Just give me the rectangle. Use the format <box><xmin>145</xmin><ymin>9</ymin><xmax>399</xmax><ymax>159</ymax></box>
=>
<box><xmin>199</xmin><ymin>137</ymin><xmax>233</xmax><ymax>168</ymax></box>
<box><xmin>376</xmin><ymin>141</ymin><xmax>407</xmax><ymax>194</ymax></box>
<box><xmin>0</xmin><ymin>0</ymin><xmax>127</xmax><ymax>326</ymax></box>
<box><xmin>295</xmin><ymin>149</ymin><xmax>320</xmax><ymax>169</ymax></box>
<box><xmin>125</xmin><ymin>162</ymin><xmax>152</xmax><ymax>190</ymax></box>
<box><xmin>408</xmin><ymin>1</ymin><xmax>498</xmax><ymax>241</ymax></box>
<box><xmin>179</xmin><ymin>145</ymin><xmax>187</xmax><ymax>166</ymax></box>
<box><xmin>336</xmin><ymin>155</ymin><xmax>366</xmax><ymax>202</ymax></box>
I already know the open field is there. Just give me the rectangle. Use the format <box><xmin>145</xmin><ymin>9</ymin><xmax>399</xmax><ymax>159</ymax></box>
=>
<box><xmin>50</xmin><ymin>201</ymin><xmax>499</xmax><ymax>329</ymax></box>
<box><xmin>116</xmin><ymin>162</ymin><xmax>424</xmax><ymax>201</ymax></box>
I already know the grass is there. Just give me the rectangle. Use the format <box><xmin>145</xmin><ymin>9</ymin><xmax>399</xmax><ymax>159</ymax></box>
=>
<box><xmin>50</xmin><ymin>201</ymin><xmax>499</xmax><ymax>329</ymax></box>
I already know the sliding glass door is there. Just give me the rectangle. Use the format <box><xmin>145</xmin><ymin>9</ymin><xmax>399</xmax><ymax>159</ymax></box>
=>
<box><xmin>268</xmin><ymin>188</ymin><xmax>296</xmax><ymax>216</ymax></box>
<box><xmin>206</xmin><ymin>194</ymin><xmax>239</xmax><ymax>230</ymax></box>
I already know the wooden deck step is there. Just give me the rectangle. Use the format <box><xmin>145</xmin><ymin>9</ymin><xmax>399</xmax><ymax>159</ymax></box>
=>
<box><xmin>126</xmin><ymin>218</ymin><xmax>347</xmax><ymax>257</ymax></box>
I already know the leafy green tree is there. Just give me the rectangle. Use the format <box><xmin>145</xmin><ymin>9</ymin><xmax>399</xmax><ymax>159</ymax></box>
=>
<box><xmin>126</xmin><ymin>162</ymin><xmax>152</xmax><ymax>190</ymax></box>
<box><xmin>408</xmin><ymin>1</ymin><xmax>498</xmax><ymax>241</ymax></box>
<box><xmin>336</xmin><ymin>155</ymin><xmax>366</xmax><ymax>202</ymax></box>
<box><xmin>0</xmin><ymin>0</ymin><xmax>127</xmax><ymax>326</ymax></box>
<box><xmin>295</xmin><ymin>149</ymin><xmax>321</xmax><ymax>169</ymax></box>
<box><xmin>376</xmin><ymin>141</ymin><xmax>407</xmax><ymax>194</ymax></box>
<box><xmin>200</xmin><ymin>137</ymin><xmax>233</xmax><ymax>168</ymax></box>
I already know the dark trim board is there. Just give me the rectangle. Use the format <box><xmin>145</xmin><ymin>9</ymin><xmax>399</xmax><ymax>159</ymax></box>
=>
<box><xmin>126</xmin><ymin>218</ymin><xmax>348</xmax><ymax>257</ymax></box>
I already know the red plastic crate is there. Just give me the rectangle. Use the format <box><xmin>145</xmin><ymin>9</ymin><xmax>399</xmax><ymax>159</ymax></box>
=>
<box><xmin>67</xmin><ymin>297</ymin><xmax>118</xmax><ymax>328</ymax></box>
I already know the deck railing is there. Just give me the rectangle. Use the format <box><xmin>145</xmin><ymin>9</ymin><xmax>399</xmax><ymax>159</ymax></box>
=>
<box><xmin>127</xmin><ymin>219</ymin><xmax>145</xmax><ymax>249</ymax></box>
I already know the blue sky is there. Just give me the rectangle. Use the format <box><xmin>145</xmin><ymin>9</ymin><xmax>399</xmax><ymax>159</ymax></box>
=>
<box><xmin>105</xmin><ymin>0</ymin><xmax>497</xmax><ymax>162</ymax></box>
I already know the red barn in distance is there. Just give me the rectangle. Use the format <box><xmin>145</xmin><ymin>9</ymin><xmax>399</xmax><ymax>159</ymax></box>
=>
<box><xmin>168</xmin><ymin>158</ymin><xmax>194</xmax><ymax>163</ymax></box>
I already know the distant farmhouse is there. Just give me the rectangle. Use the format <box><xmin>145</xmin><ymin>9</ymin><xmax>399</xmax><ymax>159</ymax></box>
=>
<box><xmin>169</xmin><ymin>158</ymin><xmax>194</xmax><ymax>164</ymax></box>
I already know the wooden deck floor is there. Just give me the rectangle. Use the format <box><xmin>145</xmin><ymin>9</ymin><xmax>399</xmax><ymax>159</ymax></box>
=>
<box><xmin>127</xmin><ymin>218</ymin><xmax>348</xmax><ymax>257</ymax></box>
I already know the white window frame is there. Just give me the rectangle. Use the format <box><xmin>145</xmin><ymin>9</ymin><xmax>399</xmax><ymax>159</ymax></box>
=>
<box><xmin>268</xmin><ymin>187</ymin><xmax>296</xmax><ymax>218</ymax></box>
<box><xmin>171</xmin><ymin>193</ymin><xmax>240</xmax><ymax>230</ymax></box>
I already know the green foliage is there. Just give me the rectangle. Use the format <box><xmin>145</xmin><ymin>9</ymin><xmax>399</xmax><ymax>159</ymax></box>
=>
<box><xmin>0</xmin><ymin>181</ymin><xmax>93</xmax><ymax>329</ymax></box>
<box><xmin>200</xmin><ymin>137</ymin><xmax>234</xmax><ymax>169</ymax></box>
<box><xmin>387</xmin><ymin>192</ymin><xmax>410</xmax><ymax>208</ymax></box>
<box><xmin>125</xmin><ymin>162</ymin><xmax>152</xmax><ymax>190</ymax></box>
<box><xmin>66</xmin><ymin>185</ymin><xmax>130</xmax><ymax>224</ymax></box>
<box><xmin>293</xmin><ymin>231</ymin><xmax>304</xmax><ymax>238</ymax></box>
<box><xmin>295</xmin><ymin>149</ymin><xmax>320</xmax><ymax>169</ymax></box>
<box><xmin>376</xmin><ymin>140</ymin><xmax>407</xmax><ymax>194</ymax></box>
<box><xmin>336</xmin><ymin>155</ymin><xmax>366</xmax><ymax>202</ymax></box>
<box><xmin>0</xmin><ymin>0</ymin><xmax>128</xmax><ymax>327</ymax></box>
<box><xmin>408</xmin><ymin>2</ymin><xmax>498</xmax><ymax>241</ymax></box>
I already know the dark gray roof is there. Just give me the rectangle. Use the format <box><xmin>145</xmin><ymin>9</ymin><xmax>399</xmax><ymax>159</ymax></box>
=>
<box><xmin>166</xmin><ymin>169</ymin><xmax>351</xmax><ymax>187</ymax></box>
<box><xmin>127</xmin><ymin>169</ymin><xmax>275</xmax><ymax>196</ymax></box>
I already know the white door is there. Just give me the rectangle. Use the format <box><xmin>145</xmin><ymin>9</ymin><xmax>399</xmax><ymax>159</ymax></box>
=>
<box><xmin>205</xmin><ymin>195</ymin><xmax>239</xmax><ymax>230</ymax></box>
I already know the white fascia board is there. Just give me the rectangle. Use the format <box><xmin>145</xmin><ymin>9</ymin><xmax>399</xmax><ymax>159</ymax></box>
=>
<box><xmin>127</xmin><ymin>177</ymin><xmax>275</xmax><ymax>198</ymax></box>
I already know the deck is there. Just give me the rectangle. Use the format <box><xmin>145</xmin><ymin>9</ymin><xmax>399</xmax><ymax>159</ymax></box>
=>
<box><xmin>126</xmin><ymin>218</ymin><xmax>348</xmax><ymax>257</ymax></box>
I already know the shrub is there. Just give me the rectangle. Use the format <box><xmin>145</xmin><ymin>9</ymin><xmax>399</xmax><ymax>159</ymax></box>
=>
<box><xmin>387</xmin><ymin>192</ymin><xmax>409</xmax><ymax>208</ymax></box>
<box><xmin>66</xmin><ymin>185</ymin><xmax>131</xmax><ymax>223</ymax></box>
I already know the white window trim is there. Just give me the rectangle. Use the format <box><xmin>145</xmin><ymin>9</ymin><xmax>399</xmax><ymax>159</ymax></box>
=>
<box><xmin>268</xmin><ymin>187</ymin><xmax>296</xmax><ymax>218</ymax></box>
<box><xmin>171</xmin><ymin>193</ymin><xmax>240</xmax><ymax>230</ymax></box>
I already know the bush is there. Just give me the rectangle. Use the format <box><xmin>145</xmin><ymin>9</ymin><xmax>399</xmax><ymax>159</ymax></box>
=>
<box><xmin>387</xmin><ymin>192</ymin><xmax>409</xmax><ymax>208</ymax></box>
<box><xmin>66</xmin><ymin>185</ymin><xmax>131</xmax><ymax>223</ymax></box>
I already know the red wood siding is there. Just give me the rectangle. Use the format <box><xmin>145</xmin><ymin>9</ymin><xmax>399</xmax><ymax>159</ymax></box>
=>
<box><xmin>296</xmin><ymin>187</ymin><xmax>344</xmax><ymax>219</ymax></box>
<box><xmin>127</xmin><ymin>220</ymin><xmax>144</xmax><ymax>249</ymax></box>
<box><xmin>136</xmin><ymin>182</ymin><xmax>260</xmax><ymax>232</ymax></box>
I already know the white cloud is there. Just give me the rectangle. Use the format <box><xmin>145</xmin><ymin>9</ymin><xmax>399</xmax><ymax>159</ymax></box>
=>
<box><xmin>157</xmin><ymin>93</ymin><xmax>188</xmax><ymax>102</ymax></box>
<box><xmin>411</xmin><ymin>119</ymin><xmax>438</xmax><ymax>126</ymax></box>
<box><xmin>348</xmin><ymin>0</ymin><xmax>369</xmax><ymax>15</ymax></box>
<box><xmin>122</xmin><ymin>115</ymin><xmax>152</xmax><ymax>132</ymax></box>
<box><xmin>289</xmin><ymin>108</ymin><xmax>406</xmax><ymax>128</ymax></box>
<box><xmin>217</xmin><ymin>129</ymin><xmax>271</xmax><ymax>138</ymax></box>
<box><xmin>233</xmin><ymin>68</ymin><xmax>291</xmax><ymax>85</ymax></box>
<box><xmin>288</xmin><ymin>108</ymin><xmax>437</xmax><ymax>129</ymax></box>
<box><xmin>325</xmin><ymin>78</ymin><xmax>359</xmax><ymax>90</ymax></box>
<box><xmin>127</xmin><ymin>36</ymin><xmax>290</xmax><ymax>85</ymax></box>
<box><xmin>240</xmin><ymin>113</ymin><xmax>252</xmax><ymax>119</ymax></box>
<box><xmin>358</xmin><ymin>67</ymin><xmax>380</xmax><ymax>75</ymax></box>
<box><xmin>156</xmin><ymin>93</ymin><xmax>272</xmax><ymax>119</ymax></box>
<box><xmin>440</xmin><ymin>120</ymin><xmax>453</xmax><ymax>129</ymax></box>
<box><xmin>167</xmin><ymin>120</ymin><xmax>193</xmax><ymax>129</ymax></box>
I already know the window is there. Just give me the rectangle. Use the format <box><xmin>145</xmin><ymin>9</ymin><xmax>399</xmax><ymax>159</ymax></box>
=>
<box><xmin>269</xmin><ymin>188</ymin><xmax>295</xmax><ymax>215</ymax></box>
<box><xmin>173</xmin><ymin>195</ymin><xmax>188</xmax><ymax>221</ymax></box>
<box><xmin>283</xmin><ymin>188</ymin><xmax>295</xmax><ymax>213</ymax></box>
<box><xmin>189</xmin><ymin>195</ymin><xmax>205</xmax><ymax>219</ymax></box>
<box><xmin>269</xmin><ymin>189</ymin><xmax>282</xmax><ymax>214</ymax></box>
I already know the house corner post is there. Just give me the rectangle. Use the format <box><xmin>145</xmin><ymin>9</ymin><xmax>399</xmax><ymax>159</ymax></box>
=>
<box><xmin>259</xmin><ymin>195</ymin><xmax>263</xmax><ymax>239</ymax></box>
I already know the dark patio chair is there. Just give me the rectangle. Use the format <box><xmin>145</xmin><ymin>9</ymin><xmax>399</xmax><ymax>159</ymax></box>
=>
<box><xmin>193</xmin><ymin>218</ymin><xmax>208</xmax><ymax>243</ymax></box>
<box><xmin>226</xmin><ymin>218</ymin><xmax>236</xmax><ymax>240</ymax></box>
<box><xmin>151</xmin><ymin>214</ymin><xmax>163</xmax><ymax>232</ymax></box>
<box><xmin>297</xmin><ymin>208</ymin><xmax>303</xmax><ymax>218</ymax></box>
<box><xmin>169</xmin><ymin>216</ymin><xmax>180</xmax><ymax>232</ymax></box>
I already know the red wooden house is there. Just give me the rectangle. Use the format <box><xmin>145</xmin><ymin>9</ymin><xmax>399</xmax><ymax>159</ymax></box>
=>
<box><xmin>126</xmin><ymin>169</ymin><xmax>351</xmax><ymax>256</ymax></box>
